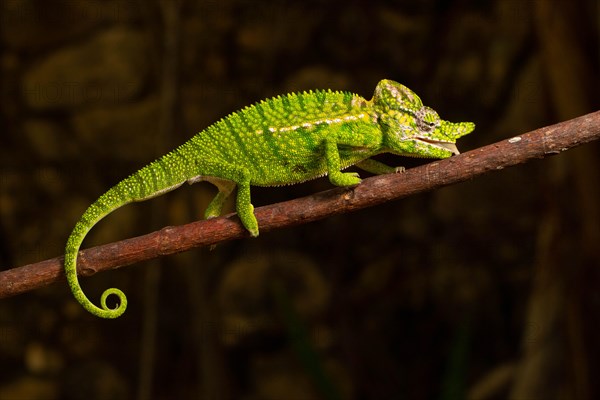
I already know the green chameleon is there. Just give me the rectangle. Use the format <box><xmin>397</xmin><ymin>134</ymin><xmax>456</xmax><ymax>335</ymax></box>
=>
<box><xmin>65</xmin><ymin>79</ymin><xmax>474</xmax><ymax>318</ymax></box>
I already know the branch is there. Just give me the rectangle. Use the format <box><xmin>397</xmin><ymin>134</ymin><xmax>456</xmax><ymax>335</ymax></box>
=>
<box><xmin>1</xmin><ymin>110</ymin><xmax>599</xmax><ymax>299</ymax></box>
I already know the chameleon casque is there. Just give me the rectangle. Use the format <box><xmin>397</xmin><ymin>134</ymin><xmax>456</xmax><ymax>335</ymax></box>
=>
<box><xmin>65</xmin><ymin>79</ymin><xmax>475</xmax><ymax>318</ymax></box>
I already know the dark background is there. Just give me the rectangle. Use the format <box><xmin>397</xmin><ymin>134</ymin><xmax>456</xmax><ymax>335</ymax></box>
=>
<box><xmin>1</xmin><ymin>0</ymin><xmax>599</xmax><ymax>399</ymax></box>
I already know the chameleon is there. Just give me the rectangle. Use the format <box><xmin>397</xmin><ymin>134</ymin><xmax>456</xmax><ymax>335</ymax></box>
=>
<box><xmin>64</xmin><ymin>79</ymin><xmax>475</xmax><ymax>319</ymax></box>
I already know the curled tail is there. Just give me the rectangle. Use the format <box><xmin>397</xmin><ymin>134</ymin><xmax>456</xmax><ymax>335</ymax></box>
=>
<box><xmin>65</xmin><ymin>198</ymin><xmax>127</xmax><ymax>318</ymax></box>
<box><xmin>64</xmin><ymin>151</ymin><xmax>189</xmax><ymax>318</ymax></box>
<box><xmin>64</xmin><ymin>190</ymin><xmax>130</xmax><ymax>319</ymax></box>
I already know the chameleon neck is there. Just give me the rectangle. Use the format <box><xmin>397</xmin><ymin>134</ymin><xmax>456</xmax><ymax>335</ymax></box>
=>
<box><xmin>64</xmin><ymin>148</ymin><xmax>195</xmax><ymax>318</ymax></box>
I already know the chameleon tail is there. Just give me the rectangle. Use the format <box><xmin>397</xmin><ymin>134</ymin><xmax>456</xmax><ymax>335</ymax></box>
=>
<box><xmin>64</xmin><ymin>190</ymin><xmax>130</xmax><ymax>319</ymax></box>
<box><xmin>64</xmin><ymin>151</ymin><xmax>189</xmax><ymax>318</ymax></box>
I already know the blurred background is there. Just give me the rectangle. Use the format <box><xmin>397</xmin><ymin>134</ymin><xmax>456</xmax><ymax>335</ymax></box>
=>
<box><xmin>0</xmin><ymin>0</ymin><xmax>599</xmax><ymax>399</ymax></box>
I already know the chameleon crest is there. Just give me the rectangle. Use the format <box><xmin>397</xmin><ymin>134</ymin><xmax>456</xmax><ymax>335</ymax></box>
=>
<box><xmin>65</xmin><ymin>79</ymin><xmax>474</xmax><ymax>318</ymax></box>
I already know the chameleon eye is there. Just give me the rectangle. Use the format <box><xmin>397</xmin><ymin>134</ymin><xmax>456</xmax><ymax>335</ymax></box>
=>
<box><xmin>415</xmin><ymin>106</ymin><xmax>440</xmax><ymax>133</ymax></box>
<box><xmin>416</xmin><ymin>119</ymin><xmax>436</xmax><ymax>133</ymax></box>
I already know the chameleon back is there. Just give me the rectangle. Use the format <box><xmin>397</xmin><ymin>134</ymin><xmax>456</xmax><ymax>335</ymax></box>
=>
<box><xmin>189</xmin><ymin>89</ymin><xmax>382</xmax><ymax>185</ymax></box>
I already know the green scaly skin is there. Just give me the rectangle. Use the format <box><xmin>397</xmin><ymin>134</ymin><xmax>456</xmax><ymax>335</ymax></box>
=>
<box><xmin>65</xmin><ymin>79</ymin><xmax>475</xmax><ymax>318</ymax></box>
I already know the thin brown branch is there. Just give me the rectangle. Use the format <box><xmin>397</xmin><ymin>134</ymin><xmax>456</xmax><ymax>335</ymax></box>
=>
<box><xmin>1</xmin><ymin>110</ymin><xmax>599</xmax><ymax>299</ymax></box>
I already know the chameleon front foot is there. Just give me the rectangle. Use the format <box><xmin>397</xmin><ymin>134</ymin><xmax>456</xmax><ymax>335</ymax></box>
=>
<box><xmin>329</xmin><ymin>171</ymin><xmax>362</xmax><ymax>187</ymax></box>
<box><xmin>356</xmin><ymin>159</ymin><xmax>404</xmax><ymax>175</ymax></box>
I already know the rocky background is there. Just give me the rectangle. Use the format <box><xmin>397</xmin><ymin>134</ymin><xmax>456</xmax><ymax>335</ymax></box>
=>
<box><xmin>0</xmin><ymin>0</ymin><xmax>599</xmax><ymax>399</ymax></box>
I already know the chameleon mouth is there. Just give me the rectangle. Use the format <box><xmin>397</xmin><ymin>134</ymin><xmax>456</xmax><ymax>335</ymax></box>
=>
<box><xmin>416</xmin><ymin>138</ymin><xmax>460</xmax><ymax>155</ymax></box>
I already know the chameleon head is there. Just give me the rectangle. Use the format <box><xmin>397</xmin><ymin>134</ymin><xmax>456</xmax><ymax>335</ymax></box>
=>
<box><xmin>373</xmin><ymin>79</ymin><xmax>475</xmax><ymax>158</ymax></box>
